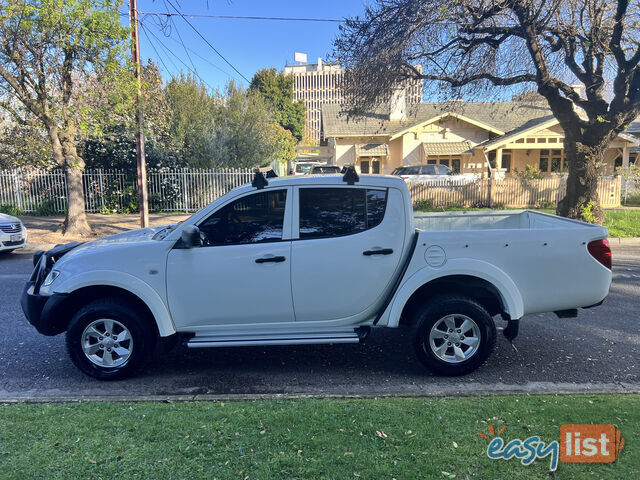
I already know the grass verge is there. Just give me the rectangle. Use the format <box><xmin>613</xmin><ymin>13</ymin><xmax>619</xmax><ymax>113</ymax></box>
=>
<box><xmin>0</xmin><ymin>394</ymin><xmax>638</xmax><ymax>479</ymax></box>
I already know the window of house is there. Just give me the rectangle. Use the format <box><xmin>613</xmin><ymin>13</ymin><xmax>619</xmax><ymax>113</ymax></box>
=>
<box><xmin>427</xmin><ymin>159</ymin><xmax>437</xmax><ymax>165</ymax></box>
<box><xmin>360</xmin><ymin>160</ymin><xmax>370</xmax><ymax>174</ymax></box>
<box><xmin>539</xmin><ymin>149</ymin><xmax>550</xmax><ymax>172</ymax></box>
<box><xmin>501</xmin><ymin>150</ymin><xmax>512</xmax><ymax>172</ymax></box>
<box><xmin>614</xmin><ymin>156</ymin><xmax>623</xmax><ymax>170</ymax></box>
<box><xmin>439</xmin><ymin>158</ymin><xmax>450</xmax><ymax>167</ymax></box>
<box><xmin>371</xmin><ymin>159</ymin><xmax>381</xmax><ymax>174</ymax></box>
<box><xmin>451</xmin><ymin>158</ymin><xmax>461</xmax><ymax>173</ymax></box>
<box><xmin>198</xmin><ymin>190</ymin><xmax>287</xmax><ymax>246</ymax></box>
<box><xmin>550</xmin><ymin>149</ymin><xmax>564</xmax><ymax>172</ymax></box>
<box><xmin>488</xmin><ymin>151</ymin><xmax>497</xmax><ymax>168</ymax></box>
<box><xmin>299</xmin><ymin>188</ymin><xmax>388</xmax><ymax>239</ymax></box>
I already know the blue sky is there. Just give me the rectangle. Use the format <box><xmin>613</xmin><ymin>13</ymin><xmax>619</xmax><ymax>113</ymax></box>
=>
<box><xmin>128</xmin><ymin>1</ymin><xmax>368</xmax><ymax>90</ymax></box>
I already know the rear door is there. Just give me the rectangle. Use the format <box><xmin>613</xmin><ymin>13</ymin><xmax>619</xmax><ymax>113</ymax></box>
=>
<box><xmin>290</xmin><ymin>186</ymin><xmax>406</xmax><ymax>322</ymax></box>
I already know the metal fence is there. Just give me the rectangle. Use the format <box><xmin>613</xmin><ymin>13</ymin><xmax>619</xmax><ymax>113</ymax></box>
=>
<box><xmin>0</xmin><ymin>168</ymin><xmax>254</xmax><ymax>214</ymax></box>
<box><xmin>0</xmin><ymin>168</ymin><xmax>624</xmax><ymax>214</ymax></box>
<box><xmin>622</xmin><ymin>177</ymin><xmax>640</xmax><ymax>206</ymax></box>
<box><xmin>407</xmin><ymin>176</ymin><xmax>622</xmax><ymax>209</ymax></box>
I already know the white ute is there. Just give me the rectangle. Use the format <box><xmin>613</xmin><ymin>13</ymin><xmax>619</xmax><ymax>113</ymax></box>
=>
<box><xmin>21</xmin><ymin>169</ymin><xmax>612</xmax><ymax>380</ymax></box>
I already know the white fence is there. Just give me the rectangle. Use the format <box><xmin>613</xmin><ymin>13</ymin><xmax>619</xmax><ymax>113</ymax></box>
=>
<box><xmin>0</xmin><ymin>168</ymin><xmax>254</xmax><ymax>214</ymax></box>
<box><xmin>0</xmin><ymin>168</ymin><xmax>625</xmax><ymax>214</ymax></box>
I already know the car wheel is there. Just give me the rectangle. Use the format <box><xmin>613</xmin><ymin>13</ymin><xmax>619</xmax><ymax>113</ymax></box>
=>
<box><xmin>412</xmin><ymin>295</ymin><xmax>496</xmax><ymax>376</ymax></box>
<box><xmin>66</xmin><ymin>297</ymin><xmax>157</xmax><ymax>380</ymax></box>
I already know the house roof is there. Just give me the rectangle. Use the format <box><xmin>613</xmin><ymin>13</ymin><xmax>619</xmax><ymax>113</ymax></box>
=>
<box><xmin>422</xmin><ymin>141</ymin><xmax>473</xmax><ymax>156</ymax></box>
<box><xmin>355</xmin><ymin>143</ymin><xmax>389</xmax><ymax>157</ymax></box>
<box><xmin>321</xmin><ymin>102</ymin><xmax>553</xmax><ymax>138</ymax></box>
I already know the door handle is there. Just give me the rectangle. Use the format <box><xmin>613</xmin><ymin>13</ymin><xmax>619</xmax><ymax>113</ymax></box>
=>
<box><xmin>255</xmin><ymin>255</ymin><xmax>286</xmax><ymax>264</ymax></box>
<box><xmin>363</xmin><ymin>248</ymin><xmax>394</xmax><ymax>256</ymax></box>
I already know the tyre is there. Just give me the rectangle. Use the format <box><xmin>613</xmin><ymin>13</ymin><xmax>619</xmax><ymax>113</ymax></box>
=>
<box><xmin>412</xmin><ymin>295</ymin><xmax>496</xmax><ymax>376</ymax></box>
<box><xmin>66</xmin><ymin>297</ymin><xmax>157</xmax><ymax>380</ymax></box>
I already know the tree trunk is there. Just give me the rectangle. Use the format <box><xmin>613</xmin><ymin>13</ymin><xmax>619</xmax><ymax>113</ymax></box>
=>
<box><xmin>556</xmin><ymin>138</ymin><xmax>605</xmax><ymax>225</ymax></box>
<box><xmin>60</xmin><ymin>135</ymin><xmax>92</xmax><ymax>237</ymax></box>
<box><xmin>45</xmin><ymin>122</ymin><xmax>92</xmax><ymax>237</ymax></box>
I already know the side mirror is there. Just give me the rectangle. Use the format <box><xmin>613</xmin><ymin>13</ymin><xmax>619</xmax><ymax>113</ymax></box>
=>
<box><xmin>181</xmin><ymin>225</ymin><xmax>202</xmax><ymax>248</ymax></box>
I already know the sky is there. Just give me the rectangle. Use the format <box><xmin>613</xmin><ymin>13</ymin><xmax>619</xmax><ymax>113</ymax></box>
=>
<box><xmin>126</xmin><ymin>0</ymin><xmax>369</xmax><ymax>90</ymax></box>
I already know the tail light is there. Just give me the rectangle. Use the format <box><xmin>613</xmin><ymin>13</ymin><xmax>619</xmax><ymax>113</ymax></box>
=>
<box><xmin>588</xmin><ymin>239</ymin><xmax>612</xmax><ymax>269</ymax></box>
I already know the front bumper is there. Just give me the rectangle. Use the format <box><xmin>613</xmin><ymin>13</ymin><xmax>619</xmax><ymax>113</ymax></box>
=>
<box><xmin>21</xmin><ymin>242</ymin><xmax>81</xmax><ymax>336</ymax></box>
<box><xmin>0</xmin><ymin>232</ymin><xmax>27</xmax><ymax>251</ymax></box>
<box><xmin>21</xmin><ymin>281</ymin><xmax>69</xmax><ymax>336</ymax></box>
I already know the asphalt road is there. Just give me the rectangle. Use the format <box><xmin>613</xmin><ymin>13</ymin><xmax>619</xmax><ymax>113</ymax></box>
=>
<box><xmin>1</xmin><ymin>244</ymin><xmax>638</xmax><ymax>399</ymax></box>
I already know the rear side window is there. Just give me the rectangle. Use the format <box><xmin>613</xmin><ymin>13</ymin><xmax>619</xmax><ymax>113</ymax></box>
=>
<box><xmin>299</xmin><ymin>188</ymin><xmax>388</xmax><ymax>239</ymax></box>
<box><xmin>421</xmin><ymin>165</ymin><xmax>437</xmax><ymax>175</ymax></box>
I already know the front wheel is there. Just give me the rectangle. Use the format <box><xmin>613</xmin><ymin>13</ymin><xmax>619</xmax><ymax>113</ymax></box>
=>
<box><xmin>412</xmin><ymin>295</ymin><xmax>496</xmax><ymax>376</ymax></box>
<box><xmin>66</xmin><ymin>298</ymin><xmax>157</xmax><ymax>380</ymax></box>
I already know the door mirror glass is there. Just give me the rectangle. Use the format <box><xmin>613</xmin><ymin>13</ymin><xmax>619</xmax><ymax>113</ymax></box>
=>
<box><xmin>181</xmin><ymin>225</ymin><xmax>202</xmax><ymax>248</ymax></box>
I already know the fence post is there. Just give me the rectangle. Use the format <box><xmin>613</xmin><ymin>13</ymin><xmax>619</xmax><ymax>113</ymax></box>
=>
<box><xmin>182</xmin><ymin>169</ymin><xmax>189</xmax><ymax>213</ymax></box>
<box><xmin>487</xmin><ymin>176</ymin><xmax>492</xmax><ymax>208</ymax></box>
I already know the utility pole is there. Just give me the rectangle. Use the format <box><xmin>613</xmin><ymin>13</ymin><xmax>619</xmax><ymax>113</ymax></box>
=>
<box><xmin>129</xmin><ymin>0</ymin><xmax>149</xmax><ymax>228</ymax></box>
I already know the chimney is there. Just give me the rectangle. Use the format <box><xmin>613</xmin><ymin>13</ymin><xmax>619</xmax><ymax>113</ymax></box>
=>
<box><xmin>389</xmin><ymin>89</ymin><xmax>406</xmax><ymax>120</ymax></box>
<box><xmin>317</xmin><ymin>57</ymin><xmax>323</xmax><ymax>70</ymax></box>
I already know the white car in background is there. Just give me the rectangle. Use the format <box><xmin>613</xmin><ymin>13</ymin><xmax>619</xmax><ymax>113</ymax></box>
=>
<box><xmin>292</xmin><ymin>161</ymin><xmax>323</xmax><ymax>175</ymax></box>
<box><xmin>0</xmin><ymin>213</ymin><xmax>27</xmax><ymax>253</ymax></box>
<box><xmin>392</xmin><ymin>164</ymin><xmax>478</xmax><ymax>184</ymax></box>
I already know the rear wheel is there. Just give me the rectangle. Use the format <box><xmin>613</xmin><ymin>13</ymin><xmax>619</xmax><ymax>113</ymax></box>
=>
<box><xmin>66</xmin><ymin>298</ymin><xmax>157</xmax><ymax>380</ymax></box>
<box><xmin>412</xmin><ymin>295</ymin><xmax>496</xmax><ymax>376</ymax></box>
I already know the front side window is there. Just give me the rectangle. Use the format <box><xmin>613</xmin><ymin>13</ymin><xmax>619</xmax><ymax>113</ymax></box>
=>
<box><xmin>198</xmin><ymin>190</ymin><xmax>287</xmax><ymax>246</ymax></box>
<box><xmin>299</xmin><ymin>188</ymin><xmax>387</xmax><ymax>239</ymax></box>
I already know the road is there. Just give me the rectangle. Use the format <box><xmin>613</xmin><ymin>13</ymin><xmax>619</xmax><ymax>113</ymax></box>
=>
<box><xmin>1</xmin><ymin>244</ymin><xmax>639</xmax><ymax>400</ymax></box>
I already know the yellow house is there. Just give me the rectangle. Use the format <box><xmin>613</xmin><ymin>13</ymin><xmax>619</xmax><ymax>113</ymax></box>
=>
<box><xmin>321</xmin><ymin>101</ymin><xmax>639</xmax><ymax>177</ymax></box>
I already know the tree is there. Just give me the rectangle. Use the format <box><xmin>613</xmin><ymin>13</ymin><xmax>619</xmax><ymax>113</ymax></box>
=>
<box><xmin>213</xmin><ymin>82</ymin><xmax>296</xmax><ymax>168</ymax></box>
<box><xmin>164</xmin><ymin>73</ymin><xmax>217</xmax><ymax>168</ymax></box>
<box><xmin>249</xmin><ymin>68</ymin><xmax>306</xmax><ymax>142</ymax></box>
<box><xmin>0</xmin><ymin>0</ymin><xmax>129</xmax><ymax>235</ymax></box>
<box><xmin>334</xmin><ymin>0</ymin><xmax>640</xmax><ymax>223</ymax></box>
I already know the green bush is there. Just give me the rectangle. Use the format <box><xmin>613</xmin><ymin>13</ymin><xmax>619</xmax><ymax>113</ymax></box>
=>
<box><xmin>0</xmin><ymin>204</ymin><xmax>24</xmax><ymax>216</ymax></box>
<box><xmin>535</xmin><ymin>199</ymin><xmax>556</xmax><ymax>209</ymax></box>
<box><xmin>580</xmin><ymin>201</ymin><xmax>598</xmax><ymax>223</ymax></box>
<box><xmin>624</xmin><ymin>192</ymin><xmax>640</xmax><ymax>206</ymax></box>
<box><xmin>413</xmin><ymin>199</ymin><xmax>434</xmax><ymax>211</ymax></box>
<box><xmin>34</xmin><ymin>199</ymin><xmax>59</xmax><ymax>216</ymax></box>
<box><xmin>515</xmin><ymin>165</ymin><xmax>544</xmax><ymax>179</ymax></box>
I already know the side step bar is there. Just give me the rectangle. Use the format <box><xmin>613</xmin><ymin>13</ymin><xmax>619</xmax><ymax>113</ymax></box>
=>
<box><xmin>186</xmin><ymin>328</ymin><xmax>367</xmax><ymax>348</ymax></box>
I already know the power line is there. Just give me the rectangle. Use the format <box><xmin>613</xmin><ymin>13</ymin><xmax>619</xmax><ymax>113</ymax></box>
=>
<box><xmin>137</xmin><ymin>11</ymin><xmax>345</xmax><ymax>23</ymax></box>
<box><xmin>139</xmin><ymin>19</ymin><xmax>217</xmax><ymax>90</ymax></box>
<box><xmin>162</xmin><ymin>0</ymin><xmax>250</xmax><ymax>83</ymax></box>
<box><xmin>143</xmin><ymin>16</ymin><xmax>237</xmax><ymax>81</ymax></box>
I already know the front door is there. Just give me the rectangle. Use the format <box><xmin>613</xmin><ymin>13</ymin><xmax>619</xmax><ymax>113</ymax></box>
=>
<box><xmin>290</xmin><ymin>186</ymin><xmax>406</xmax><ymax>322</ymax></box>
<box><xmin>167</xmin><ymin>188</ymin><xmax>294</xmax><ymax>329</ymax></box>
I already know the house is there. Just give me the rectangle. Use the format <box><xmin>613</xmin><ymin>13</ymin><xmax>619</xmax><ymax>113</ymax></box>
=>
<box><xmin>321</xmin><ymin>97</ymin><xmax>640</xmax><ymax>177</ymax></box>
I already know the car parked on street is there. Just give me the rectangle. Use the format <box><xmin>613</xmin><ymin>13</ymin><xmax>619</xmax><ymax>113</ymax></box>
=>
<box><xmin>292</xmin><ymin>161</ymin><xmax>322</xmax><ymax>175</ymax></box>
<box><xmin>0</xmin><ymin>213</ymin><xmax>27</xmax><ymax>253</ymax></box>
<box><xmin>392</xmin><ymin>164</ymin><xmax>477</xmax><ymax>183</ymax></box>
<box><xmin>21</xmin><ymin>170</ymin><xmax>612</xmax><ymax>380</ymax></box>
<box><xmin>310</xmin><ymin>165</ymin><xmax>342</xmax><ymax>174</ymax></box>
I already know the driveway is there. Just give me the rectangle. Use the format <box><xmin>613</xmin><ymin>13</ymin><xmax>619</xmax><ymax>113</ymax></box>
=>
<box><xmin>0</xmin><ymin>243</ymin><xmax>638</xmax><ymax>400</ymax></box>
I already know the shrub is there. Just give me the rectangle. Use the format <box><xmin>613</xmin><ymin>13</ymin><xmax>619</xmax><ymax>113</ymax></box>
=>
<box><xmin>515</xmin><ymin>165</ymin><xmax>544</xmax><ymax>180</ymax></box>
<box><xmin>535</xmin><ymin>200</ymin><xmax>556</xmax><ymax>210</ymax></box>
<box><xmin>413</xmin><ymin>199</ymin><xmax>434</xmax><ymax>211</ymax></box>
<box><xmin>580</xmin><ymin>201</ymin><xmax>597</xmax><ymax>224</ymax></box>
<box><xmin>34</xmin><ymin>199</ymin><xmax>59</xmax><ymax>216</ymax></box>
<box><xmin>0</xmin><ymin>204</ymin><xmax>24</xmax><ymax>216</ymax></box>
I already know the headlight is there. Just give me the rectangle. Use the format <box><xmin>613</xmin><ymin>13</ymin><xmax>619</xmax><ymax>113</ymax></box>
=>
<box><xmin>42</xmin><ymin>270</ymin><xmax>60</xmax><ymax>286</ymax></box>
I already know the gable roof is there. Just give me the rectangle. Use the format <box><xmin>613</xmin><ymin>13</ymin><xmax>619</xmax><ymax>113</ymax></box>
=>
<box><xmin>321</xmin><ymin>102</ymin><xmax>553</xmax><ymax>139</ymax></box>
